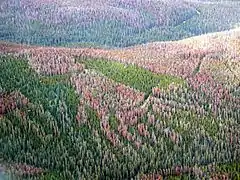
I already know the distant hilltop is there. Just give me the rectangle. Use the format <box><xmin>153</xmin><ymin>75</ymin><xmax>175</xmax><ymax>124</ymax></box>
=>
<box><xmin>0</xmin><ymin>0</ymin><xmax>240</xmax><ymax>47</ymax></box>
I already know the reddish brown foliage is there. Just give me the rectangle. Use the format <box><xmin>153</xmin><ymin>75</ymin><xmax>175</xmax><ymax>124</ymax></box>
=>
<box><xmin>12</xmin><ymin>163</ymin><xmax>44</xmax><ymax>176</ymax></box>
<box><xmin>210</xmin><ymin>173</ymin><xmax>229</xmax><ymax>180</ymax></box>
<box><xmin>140</xmin><ymin>173</ymin><xmax>163</xmax><ymax>180</ymax></box>
<box><xmin>0</xmin><ymin>91</ymin><xmax>28</xmax><ymax>115</ymax></box>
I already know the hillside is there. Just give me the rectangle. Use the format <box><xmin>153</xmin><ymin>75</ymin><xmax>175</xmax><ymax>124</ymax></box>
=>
<box><xmin>0</xmin><ymin>27</ymin><xmax>240</xmax><ymax>179</ymax></box>
<box><xmin>1</xmin><ymin>0</ymin><xmax>240</xmax><ymax>47</ymax></box>
<box><xmin>1</xmin><ymin>28</ymin><xmax>239</xmax><ymax>85</ymax></box>
<box><xmin>103</xmin><ymin>28</ymin><xmax>240</xmax><ymax>85</ymax></box>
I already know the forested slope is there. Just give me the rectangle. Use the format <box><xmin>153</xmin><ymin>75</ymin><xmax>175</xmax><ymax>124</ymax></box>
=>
<box><xmin>0</xmin><ymin>27</ymin><xmax>240</xmax><ymax>178</ymax></box>
<box><xmin>0</xmin><ymin>54</ymin><xmax>239</xmax><ymax>179</ymax></box>
<box><xmin>1</xmin><ymin>0</ymin><xmax>240</xmax><ymax>47</ymax></box>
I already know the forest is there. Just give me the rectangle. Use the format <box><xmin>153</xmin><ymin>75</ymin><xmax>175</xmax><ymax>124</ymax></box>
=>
<box><xmin>0</xmin><ymin>0</ymin><xmax>240</xmax><ymax>47</ymax></box>
<box><xmin>0</xmin><ymin>0</ymin><xmax>240</xmax><ymax>179</ymax></box>
<box><xmin>0</xmin><ymin>51</ymin><xmax>239</xmax><ymax>179</ymax></box>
